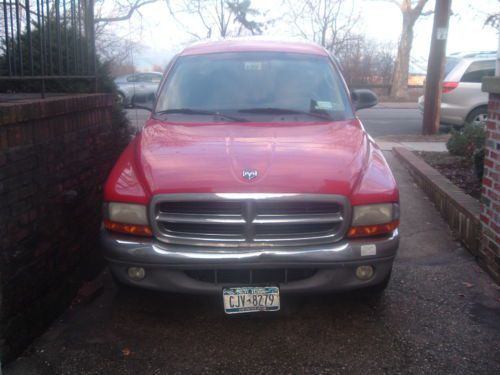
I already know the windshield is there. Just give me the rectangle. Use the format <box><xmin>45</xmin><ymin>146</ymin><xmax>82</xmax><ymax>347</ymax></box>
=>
<box><xmin>155</xmin><ymin>52</ymin><xmax>354</xmax><ymax>122</ymax></box>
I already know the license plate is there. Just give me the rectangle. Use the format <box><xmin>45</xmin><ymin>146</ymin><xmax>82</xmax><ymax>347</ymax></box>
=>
<box><xmin>223</xmin><ymin>286</ymin><xmax>280</xmax><ymax>314</ymax></box>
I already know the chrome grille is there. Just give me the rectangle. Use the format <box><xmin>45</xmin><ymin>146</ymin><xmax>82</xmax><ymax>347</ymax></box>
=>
<box><xmin>150</xmin><ymin>194</ymin><xmax>351</xmax><ymax>247</ymax></box>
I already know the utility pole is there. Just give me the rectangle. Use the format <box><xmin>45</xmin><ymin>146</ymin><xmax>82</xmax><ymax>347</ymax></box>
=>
<box><xmin>422</xmin><ymin>0</ymin><xmax>452</xmax><ymax>135</ymax></box>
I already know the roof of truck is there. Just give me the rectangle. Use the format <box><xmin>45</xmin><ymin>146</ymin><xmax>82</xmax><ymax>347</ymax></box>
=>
<box><xmin>180</xmin><ymin>37</ymin><xmax>329</xmax><ymax>57</ymax></box>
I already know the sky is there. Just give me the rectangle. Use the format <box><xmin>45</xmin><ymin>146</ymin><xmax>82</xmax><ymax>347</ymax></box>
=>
<box><xmin>109</xmin><ymin>0</ymin><xmax>500</xmax><ymax>73</ymax></box>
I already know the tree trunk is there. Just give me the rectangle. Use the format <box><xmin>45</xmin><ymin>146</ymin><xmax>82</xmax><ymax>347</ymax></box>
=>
<box><xmin>390</xmin><ymin>15</ymin><xmax>414</xmax><ymax>100</ymax></box>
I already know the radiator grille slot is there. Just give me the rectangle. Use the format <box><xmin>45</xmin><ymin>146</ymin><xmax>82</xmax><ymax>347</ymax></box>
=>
<box><xmin>151</xmin><ymin>194</ymin><xmax>350</xmax><ymax>247</ymax></box>
<box><xmin>185</xmin><ymin>268</ymin><xmax>317</xmax><ymax>284</ymax></box>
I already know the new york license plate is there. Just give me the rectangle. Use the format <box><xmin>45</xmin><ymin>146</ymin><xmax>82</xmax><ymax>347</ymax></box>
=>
<box><xmin>223</xmin><ymin>286</ymin><xmax>280</xmax><ymax>314</ymax></box>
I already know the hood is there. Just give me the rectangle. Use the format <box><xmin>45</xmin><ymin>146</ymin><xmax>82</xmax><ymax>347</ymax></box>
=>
<box><xmin>137</xmin><ymin>119</ymin><xmax>369</xmax><ymax>197</ymax></box>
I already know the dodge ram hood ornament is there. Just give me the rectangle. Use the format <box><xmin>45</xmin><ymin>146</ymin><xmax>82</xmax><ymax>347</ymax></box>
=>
<box><xmin>242</xmin><ymin>169</ymin><xmax>258</xmax><ymax>180</ymax></box>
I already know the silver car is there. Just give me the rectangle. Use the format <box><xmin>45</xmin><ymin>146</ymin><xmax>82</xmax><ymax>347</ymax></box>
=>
<box><xmin>418</xmin><ymin>52</ymin><xmax>496</xmax><ymax>127</ymax></box>
<box><xmin>114</xmin><ymin>72</ymin><xmax>163</xmax><ymax>107</ymax></box>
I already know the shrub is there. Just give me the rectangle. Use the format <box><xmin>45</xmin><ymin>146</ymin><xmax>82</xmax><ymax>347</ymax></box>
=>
<box><xmin>473</xmin><ymin>148</ymin><xmax>485</xmax><ymax>180</ymax></box>
<box><xmin>446</xmin><ymin>124</ymin><xmax>486</xmax><ymax>180</ymax></box>
<box><xmin>446</xmin><ymin>124</ymin><xmax>486</xmax><ymax>158</ymax></box>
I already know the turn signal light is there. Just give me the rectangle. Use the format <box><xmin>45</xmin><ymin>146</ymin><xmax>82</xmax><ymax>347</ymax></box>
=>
<box><xmin>347</xmin><ymin>220</ymin><xmax>399</xmax><ymax>238</ymax></box>
<box><xmin>442</xmin><ymin>82</ymin><xmax>458</xmax><ymax>94</ymax></box>
<box><xmin>104</xmin><ymin>220</ymin><xmax>153</xmax><ymax>237</ymax></box>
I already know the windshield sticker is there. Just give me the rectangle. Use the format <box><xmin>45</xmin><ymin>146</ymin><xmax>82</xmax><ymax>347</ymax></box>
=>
<box><xmin>314</xmin><ymin>101</ymin><xmax>335</xmax><ymax>110</ymax></box>
<box><xmin>244</xmin><ymin>62</ymin><xmax>263</xmax><ymax>71</ymax></box>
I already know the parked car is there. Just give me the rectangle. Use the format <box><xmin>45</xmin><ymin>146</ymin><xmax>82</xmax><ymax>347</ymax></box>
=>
<box><xmin>101</xmin><ymin>39</ymin><xmax>399</xmax><ymax>314</ymax></box>
<box><xmin>418</xmin><ymin>52</ymin><xmax>496</xmax><ymax>127</ymax></box>
<box><xmin>114</xmin><ymin>72</ymin><xmax>163</xmax><ymax>107</ymax></box>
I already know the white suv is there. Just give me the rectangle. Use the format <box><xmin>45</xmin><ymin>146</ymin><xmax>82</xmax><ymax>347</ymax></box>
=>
<box><xmin>418</xmin><ymin>52</ymin><xmax>496</xmax><ymax>127</ymax></box>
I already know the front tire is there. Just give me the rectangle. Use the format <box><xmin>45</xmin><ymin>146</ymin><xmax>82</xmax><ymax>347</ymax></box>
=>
<box><xmin>363</xmin><ymin>268</ymin><xmax>392</xmax><ymax>294</ymax></box>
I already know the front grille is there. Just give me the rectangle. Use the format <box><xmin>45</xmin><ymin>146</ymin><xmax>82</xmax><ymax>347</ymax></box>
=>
<box><xmin>150</xmin><ymin>193</ymin><xmax>350</xmax><ymax>247</ymax></box>
<box><xmin>185</xmin><ymin>268</ymin><xmax>317</xmax><ymax>284</ymax></box>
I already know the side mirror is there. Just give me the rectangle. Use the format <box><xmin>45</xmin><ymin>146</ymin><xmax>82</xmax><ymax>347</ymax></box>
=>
<box><xmin>131</xmin><ymin>95</ymin><xmax>154</xmax><ymax>112</ymax></box>
<box><xmin>351</xmin><ymin>89</ymin><xmax>378</xmax><ymax>111</ymax></box>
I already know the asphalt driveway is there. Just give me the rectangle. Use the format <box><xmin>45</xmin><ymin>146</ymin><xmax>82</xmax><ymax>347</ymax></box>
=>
<box><xmin>4</xmin><ymin>152</ymin><xmax>500</xmax><ymax>375</ymax></box>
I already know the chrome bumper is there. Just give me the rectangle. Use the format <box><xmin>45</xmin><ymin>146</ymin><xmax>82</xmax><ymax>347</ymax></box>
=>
<box><xmin>101</xmin><ymin>229</ymin><xmax>399</xmax><ymax>294</ymax></box>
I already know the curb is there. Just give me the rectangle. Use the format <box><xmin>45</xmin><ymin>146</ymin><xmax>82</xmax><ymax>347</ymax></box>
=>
<box><xmin>373</xmin><ymin>102</ymin><xmax>418</xmax><ymax>109</ymax></box>
<box><xmin>392</xmin><ymin>147</ymin><xmax>481</xmax><ymax>248</ymax></box>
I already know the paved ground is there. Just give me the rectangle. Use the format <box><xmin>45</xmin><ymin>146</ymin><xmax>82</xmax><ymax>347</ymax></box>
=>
<box><xmin>357</xmin><ymin>106</ymin><xmax>422</xmax><ymax>138</ymax></box>
<box><xmin>5</xmin><ymin>153</ymin><xmax>499</xmax><ymax>375</ymax></box>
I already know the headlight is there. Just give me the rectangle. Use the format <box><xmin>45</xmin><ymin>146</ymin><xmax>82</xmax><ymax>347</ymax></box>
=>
<box><xmin>352</xmin><ymin>203</ymin><xmax>398</xmax><ymax>226</ymax></box>
<box><xmin>104</xmin><ymin>202</ymin><xmax>152</xmax><ymax>236</ymax></box>
<box><xmin>348</xmin><ymin>203</ymin><xmax>399</xmax><ymax>238</ymax></box>
<box><xmin>108</xmin><ymin>202</ymin><xmax>149</xmax><ymax>225</ymax></box>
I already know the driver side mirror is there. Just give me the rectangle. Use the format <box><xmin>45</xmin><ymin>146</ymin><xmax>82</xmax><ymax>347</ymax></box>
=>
<box><xmin>351</xmin><ymin>89</ymin><xmax>378</xmax><ymax>111</ymax></box>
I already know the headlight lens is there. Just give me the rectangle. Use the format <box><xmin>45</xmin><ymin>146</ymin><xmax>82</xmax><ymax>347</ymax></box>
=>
<box><xmin>107</xmin><ymin>202</ymin><xmax>149</xmax><ymax>225</ymax></box>
<box><xmin>348</xmin><ymin>203</ymin><xmax>399</xmax><ymax>238</ymax></box>
<box><xmin>352</xmin><ymin>203</ymin><xmax>399</xmax><ymax>226</ymax></box>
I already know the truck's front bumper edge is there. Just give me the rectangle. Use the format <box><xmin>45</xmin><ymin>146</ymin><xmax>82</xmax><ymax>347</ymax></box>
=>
<box><xmin>101</xmin><ymin>229</ymin><xmax>399</xmax><ymax>294</ymax></box>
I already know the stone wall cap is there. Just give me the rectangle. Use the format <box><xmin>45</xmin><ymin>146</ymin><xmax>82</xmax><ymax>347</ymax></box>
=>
<box><xmin>482</xmin><ymin>76</ymin><xmax>500</xmax><ymax>94</ymax></box>
<box><xmin>0</xmin><ymin>93</ymin><xmax>115</xmax><ymax>126</ymax></box>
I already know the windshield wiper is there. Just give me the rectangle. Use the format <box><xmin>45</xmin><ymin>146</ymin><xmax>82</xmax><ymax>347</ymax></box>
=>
<box><xmin>238</xmin><ymin>107</ymin><xmax>333</xmax><ymax>121</ymax></box>
<box><xmin>154</xmin><ymin>108</ymin><xmax>248</xmax><ymax>122</ymax></box>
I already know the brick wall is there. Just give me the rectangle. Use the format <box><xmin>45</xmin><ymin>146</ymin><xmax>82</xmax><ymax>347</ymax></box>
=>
<box><xmin>481</xmin><ymin>77</ymin><xmax>500</xmax><ymax>284</ymax></box>
<box><xmin>0</xmin><ymin>94</ymin><xmax>130</xmax><ymax>360</ymax></box>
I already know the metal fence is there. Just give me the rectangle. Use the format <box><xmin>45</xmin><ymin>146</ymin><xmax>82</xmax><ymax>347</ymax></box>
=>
<box><xmin>0</xmin><ymin>0</ymin><xmax>96</xmax><ymax>95</ymax></box>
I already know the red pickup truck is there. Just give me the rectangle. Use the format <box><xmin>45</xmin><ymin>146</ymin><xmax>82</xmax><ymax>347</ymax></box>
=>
<box><xmin>101</xmin><ymin>39</ymin><xmax>399</xmax><ymax>314</ymax></box>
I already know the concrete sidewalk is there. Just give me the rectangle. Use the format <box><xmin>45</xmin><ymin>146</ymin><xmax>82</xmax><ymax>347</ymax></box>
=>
<box><xmin>375</xmin><ymin>102</ymin><xmax>419</xmax><ymax>109</ymax></box>
<box><xmin>374</xmin><ymin>134</ymin><xmax>449</xmax><ymax>152</ymax></box>
<box><xmin>376</xmin><ymin>140</ymin><xmax>447</xmax><ymax>152</ymax></box>
<box><xmin>4</xmin><ymin>152</ymin><xmax>499</xmax><ymax>375</ymax></box>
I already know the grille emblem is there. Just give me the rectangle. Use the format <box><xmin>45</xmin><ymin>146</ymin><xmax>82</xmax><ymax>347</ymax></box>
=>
<box><xmin>242</xmin><ymin>169</ymin><xmax>258</xmax><ymax>181</ymax></box>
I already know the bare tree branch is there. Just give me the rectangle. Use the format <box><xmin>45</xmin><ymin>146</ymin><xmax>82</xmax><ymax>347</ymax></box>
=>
<box><xmin>94</xmin><ymin>0</ymin><xmax>157</xmax><ymax>24</ymax></box>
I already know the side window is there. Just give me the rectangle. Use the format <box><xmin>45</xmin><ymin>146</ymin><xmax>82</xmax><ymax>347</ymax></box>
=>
<box><xmin>144</xmin><ymin>73</ymin><xmax>162</xmax><ymax>83</ymax></box>
<box><xmin>461</xmin><ymin>60</ymin><xmax>495</xmax><ymax>83</ymax></box>
<box><xmin>126</xmin><ymin>74</ymin><xmax>138</xmax><ymax>83</ymax></box>
<box><xmin>150</xmin><ymin>74</ymin><xmax>162</xmax><ymax>83</ymax></box>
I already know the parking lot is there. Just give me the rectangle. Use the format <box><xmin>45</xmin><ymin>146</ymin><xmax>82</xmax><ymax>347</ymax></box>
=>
<box><xmin>5</xmin><ymin>143</ymin><xmax>500</xmax><ymax>374</ymax></box>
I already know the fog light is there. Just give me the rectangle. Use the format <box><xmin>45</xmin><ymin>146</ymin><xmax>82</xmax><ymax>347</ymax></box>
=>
<box><xmin>128</xmin><ymin>267</ymin><xmax>145</xmax><ymax>281</ymax></box>
<box><xmin>355</xmin><ymin>265</ymin><xmax>374</xmax><ymax>280</ymax></box>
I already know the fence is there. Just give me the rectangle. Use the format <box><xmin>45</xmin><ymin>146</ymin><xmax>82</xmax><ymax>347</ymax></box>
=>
<box><xmin>0</xmin><ymin>0</ymin><xmax>96</xmax><ymax>95</ymax></box>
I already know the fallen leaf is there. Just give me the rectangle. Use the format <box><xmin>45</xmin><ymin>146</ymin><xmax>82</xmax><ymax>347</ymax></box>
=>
<box><xmin>122</xmin><ymin>348</ymin><xmax>131</xmax><ymax>356</ymax></box>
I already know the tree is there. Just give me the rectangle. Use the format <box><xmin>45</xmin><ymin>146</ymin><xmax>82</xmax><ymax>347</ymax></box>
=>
<box><xmin>93</xmin><ymin>1</ymin><xmax>160</xmax><ymax>68</ymax></box>
<box><xmin>285</xmin><ymin>0</ymin><xmax>360</xmax><ymax>54</ymax></box>
<box><xmin>384</xmin><ymin>0</ymin><xmax>430</xmax><ymax>100</ymax></box>
<box><xmin>166</xmin><ymin>0</ymin><xmax>266</xmax><ymax>39</ymax></box>
<box><xmin>94</xmin><ymin>0</ymin><xmax>159</xmax><ymax>25</ymax></box>
<box><xmin>338</xmin><ymin>37</ymin><xmax>396</xmax><ymax>87</ymax></box>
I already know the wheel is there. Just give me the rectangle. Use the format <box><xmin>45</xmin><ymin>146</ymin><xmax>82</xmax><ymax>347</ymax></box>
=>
<box><xmin>466</xmin><ymin>107</ymin><xmax>488</xmax><ymax>128</ymax></box>
<box><xmin>116</xmin><ymin>92</ymin><xmax>126</xmax><ymax>107</ymax></box>
<box><xmin>111</xmin><ymin>272</ymin><xmax>139</xmax><ymax>293</ymax></box>
<box><xmin>363</xmin><ymin>269</ymin><xmax>392</xmax><ymax>294</ymax></box>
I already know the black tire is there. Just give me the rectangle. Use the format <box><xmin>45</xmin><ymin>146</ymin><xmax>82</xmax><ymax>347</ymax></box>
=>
<box><xmin>363</xmin><ymin>269</ymin><xmax>392</xmax><ymax>294</ymax></box>
<box><xmin>116</xmin><ymin>92</ymin><xmax>126</xmax><ymax>107</ymax></box>
<box><xmin>111</xmin><ymin>272</ymin><xmax>139</xmax><ymax>293</ymax></box>
<box><xmin>465</xmin><ymin>106</ymin><xmax>488</xmax><ymax>128</ymax></box>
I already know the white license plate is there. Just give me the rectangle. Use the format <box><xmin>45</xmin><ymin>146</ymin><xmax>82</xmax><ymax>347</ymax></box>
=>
<box><xmin>223</xmin><ymin>286</ymin><xmax>280</xmax><ymax>314</ymax></box>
